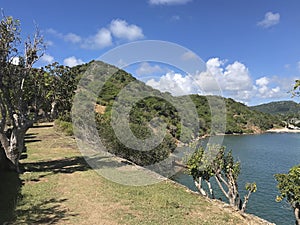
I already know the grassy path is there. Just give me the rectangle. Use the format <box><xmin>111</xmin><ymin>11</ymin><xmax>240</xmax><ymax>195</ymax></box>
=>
<box><xmin>8</xmin><ymin>123</ymin><xmax>273</xmax><ymax>224</ymax></box>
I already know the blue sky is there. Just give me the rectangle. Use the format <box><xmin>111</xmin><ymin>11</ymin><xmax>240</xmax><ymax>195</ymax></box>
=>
<box><xmin>2</xmin><ymin>0</ymin><xmax>300</xmax><ymax>105</ymax></box>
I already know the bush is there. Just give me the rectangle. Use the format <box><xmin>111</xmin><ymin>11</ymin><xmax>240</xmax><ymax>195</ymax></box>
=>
<box><xmin>54</xmin><ymin>119</ymin><xmax>73</xmax><ymax>136</ymax></box>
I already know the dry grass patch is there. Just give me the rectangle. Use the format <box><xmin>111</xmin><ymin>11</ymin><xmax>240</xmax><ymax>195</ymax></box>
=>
<box><xmin>7</xmin><ymin>123</ymin><xmax>274</xmax><ymax>225</ymax></box>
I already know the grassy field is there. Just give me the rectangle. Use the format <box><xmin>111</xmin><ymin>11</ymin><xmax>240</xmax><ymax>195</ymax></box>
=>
<box><xmin>1</xmin><ymin>123</ymin><xmax>273</xmax><ymax>224</ymax></box>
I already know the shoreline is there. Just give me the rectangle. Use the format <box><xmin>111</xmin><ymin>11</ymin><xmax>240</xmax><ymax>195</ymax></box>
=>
<box><xmin>266</xmin><ymin>127</ymin><xmax>300</xmax><ymax>133</ymax></box>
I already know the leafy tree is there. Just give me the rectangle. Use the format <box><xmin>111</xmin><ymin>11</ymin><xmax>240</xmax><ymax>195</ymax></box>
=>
<box><xmin>275</xmin><ymin>165</ymin><xmax>300</xmax><ymax>225</ymax></box>
<box><xmin>187</xmin><ymin>144</ymin><xmax>256</xmax><ymax>212</ymax></box>
<box><xmin>0</xmin><ymin>15</ymin><xmax>56</xmax><ymax>171</ymax></box>
<box><xmin>292</xmin><ymin>80</ymin><xmax>300</xmax><ymax>97</ymax></box>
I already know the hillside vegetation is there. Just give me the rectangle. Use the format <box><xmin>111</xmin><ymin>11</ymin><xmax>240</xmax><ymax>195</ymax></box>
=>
<box><xmin>60</xmin><ymin>61</ymin><xmax>283</xmax><ymax>166</ymax></box>
<box><xmin>250</xmin><ymin>100</ymin><xmax>300</xmax><ymax>115</ymax></box>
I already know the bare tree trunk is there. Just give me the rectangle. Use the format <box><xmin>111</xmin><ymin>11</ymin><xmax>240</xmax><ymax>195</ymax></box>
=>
<box><xmin>241</xmin><ymin>191</ymin><xmax>252</xmax><ymax>212</ymax></box>
<box><xmin>194</xmin><ymin>177</ymin><xmax>207</xmax><ymax>196</ymax></box>
<box><xmin>205</xmin><ymin>180</ymin><xmax>215</xmax><ymax>199</ymax></box>
<box><xmin>51</xmin><ymin>101</ymin><xmax>58</xmax><ymax>119</ymax></box>
<box><xmin>0</xmin><ymin>128</ymin><xmax>26</xmax><ymax>172</ymax></box>
<box><xmin>214</xmin><ymin>175</ymin><xmax>229</xmax><ymax>199</ymax></box>
<box><xmin>295</xmin><ymin>207</ymin><xmax>300</xmax><ymax>225</ymax></box>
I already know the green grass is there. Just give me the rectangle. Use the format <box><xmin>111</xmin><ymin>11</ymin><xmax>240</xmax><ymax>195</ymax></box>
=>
<box><xmin>2</xmin><ymin>123</ymin><xmax>271</xmax><ymax>225</ymax></box>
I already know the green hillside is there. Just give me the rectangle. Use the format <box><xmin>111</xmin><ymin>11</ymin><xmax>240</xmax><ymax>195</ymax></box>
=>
<box><xmin>66</xmin><ymin>61</ymin><xmax>282</xmax><ymax>166</ymax></box>
<box><xmin>250</xmin><ymin>100</ymin><xmax>300</xmax><ymax>115</ymax></box>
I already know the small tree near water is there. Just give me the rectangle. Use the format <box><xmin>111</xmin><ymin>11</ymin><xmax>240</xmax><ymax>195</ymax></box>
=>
<box><xmin>275</xmin><ymin>165</ymin><xmax>300</xmax><ymax>225</ymax></box>
<box><xmin>187</xmin><ymin>144</ymin><xmax>256</xmax><ymax>212</ymax></box>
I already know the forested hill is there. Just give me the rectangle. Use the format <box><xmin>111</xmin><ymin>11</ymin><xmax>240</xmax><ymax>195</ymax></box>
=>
<box><xmin>71</xmin><ymin>61</ymin><xmax>281</xmax><ymax>132</ymax></box>
<box><xmin>71</xmin><ymin>61</ymin><xmax>282</xmax><ymax>138</ymax></box>
<box><xmin>250</xmin><ymin>100</ymin><xmax>300</xmax><ymax>115</ymax></box>
<box><xmin>67</xmin><ymin>61</ymin><xmax>283</xmax><ymax>165</ymax></box>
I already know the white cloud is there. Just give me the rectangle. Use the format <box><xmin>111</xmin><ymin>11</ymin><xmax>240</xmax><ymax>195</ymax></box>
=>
<box><xmin>11</xmin><ymin>57</ymin><xmax>20</xmax><ymax>65</ymax></box>
<box><xmin>110</xmin><ymin>19</ymin><xmax>144</xmax><ymax>41</ymax></box>
<box><xmin>256</xmin><ymin>77</ymin><xmax>269</xmax><ymax>86</ymax></box>
<box><xmin>223</xmin><ymin>61</ymin><xmax>252</xmax><ymax>91</ymax></box>
<box><xmin>46</xmin><ymin>28</ymin><xmax>60</xmax><ymax>36</ymax></box>
<box><xmin>205</xmin><ymin>58</ymin><xmax>252</xmax><ymax>93</ymax></box>
<box><xmin>206</xmin><ymin>58</ymin><xmax>225</xmax><ymax>77</ymax></box>
<box><xmin>146</xmin><ymin>58</ymin><xmax>253</xmax><ymax>99</ymax></box>
<box><xmin>64</xmin><ymin>33</ymin><xmax>82</xmax><ymax>44</ymax></box>
<box><xmin>257</xmin><ymin>12</ymin><xmax>280</xmax><ymax>28</ymax></box>
<box><xmin>47</xmin><ymin>19</ymin><xmax>143</xmax><ymax>50</ymax></box>
<box><xmin>254</xmin><ymin>76</ymin><xmax>288</xmax><ymax>99</ymax></box>
<box><xmin>145</xmin><ymin>57</ymin><xmax>298</xmax><ymax>104</ymax></box>
<box><xmin>40</xmin><ymin>54</ymin><xmax>54</xmax><ymax>64</ymax></box>
<box><xmin>136</xmin><ymin>62</ymin><xmax>163</xmax><ymax>75</ymax></box>
<box><xmin>146</xmin><ymin>72</ymin><xmax>194</xmax><ymax>96</ymax></box>
<box><xmin>81</xmin><ymin>28</ymin><xmax>113</xmax><ymax>49</ymax></box>
<box><xmin>63</xmin><ymin>56</ymin><xmax>84</xmax><ymax>67</ymax></box>
<box><xmin>149</xmin><ymin>0</ymin><xmax>192</xmax><ymax>5</ymax></box>
<box><xmin>181</xmin><ymin>51</ymin><xmax>198</xmax><ymax>61</ymax></box>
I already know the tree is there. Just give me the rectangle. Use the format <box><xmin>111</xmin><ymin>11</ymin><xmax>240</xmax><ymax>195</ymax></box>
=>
<box><xmin>187</xmin><ymin>144</ymin><xmax>256</xmax><ymax>212</ymax></box>
<box><xmin>292</xmin><ymin>80</ymin><xmax>300</xmax><ymax>97</ymax></box>
<box><xmin>0</xmin><ymin>15</ymin><xmax>52</xmax><ymax>172</ymax></box>
<box><xmin>275</xmin><ymin>165</ymin><xmax>300</xmax><ymax>225</ymax></box>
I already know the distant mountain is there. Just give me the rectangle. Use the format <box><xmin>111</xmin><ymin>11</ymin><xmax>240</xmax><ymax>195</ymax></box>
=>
<box><xmin>250</xmin><ymin>101</ymin><xmax>300</xmax><ymax>115</ymax></box>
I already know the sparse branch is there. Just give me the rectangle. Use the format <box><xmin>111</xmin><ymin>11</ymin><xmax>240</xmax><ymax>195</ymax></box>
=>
<box><xmin>214</xmin><ymin>174</ymin><xmax>229</xmax><ymax>199</ymax></box>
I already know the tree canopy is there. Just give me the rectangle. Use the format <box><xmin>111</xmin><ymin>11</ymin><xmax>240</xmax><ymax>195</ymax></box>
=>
<box><xmin>275</xmin><ymin>165</ymin><xmax>300</xmax><ymax>225</ymax></box>
<box><xmin>187</xmin><ymin>144</ymin><xmax>256</xmax><ymax>212</ymax></box>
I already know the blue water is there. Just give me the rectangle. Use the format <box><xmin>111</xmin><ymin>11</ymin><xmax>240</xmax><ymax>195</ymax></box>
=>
<box><xmin>172</xmin><ymin>133</ymin><xmax>300</xmax><ymax>225</ymax></box>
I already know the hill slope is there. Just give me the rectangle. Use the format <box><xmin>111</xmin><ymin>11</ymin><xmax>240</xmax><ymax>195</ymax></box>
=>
<box><xmin>250</xmin><ymin>101</ymin><xmax>300</xmax><ymax>115</ymax></box>
<box><xmin>67</xmin><ymin>61</ymin><xmax>283</xmax><ymax>166</ymax></box>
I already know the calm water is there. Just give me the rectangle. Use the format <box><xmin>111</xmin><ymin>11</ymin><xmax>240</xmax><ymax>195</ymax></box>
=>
<box><xmin>172</xmin><ymin>133</ymin><xmax>300</xmax><ymax>225</ymax></box>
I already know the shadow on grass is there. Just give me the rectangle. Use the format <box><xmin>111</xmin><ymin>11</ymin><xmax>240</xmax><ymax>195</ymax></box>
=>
<box><xmin>31</xmin><ymin>124</ymin><xmax>53</xmax><ymax>128</ymax></box>
<box><xmin>22</xmin><ymin>156</ymin><xmax>92</xmax><ymax>177</ymax></box>
<box><xmin>21</xmin><ymin>156</ymin><xmax>91</xmax><ymax>182</ymax></box>
<box><xmin>1</xmin><ymin>155</ymin><xmax>95</xmax><ymax>224</ymax></box>
<box><xmin>24</xmin><ymin>133</ymin><xmax>41</xmax><ymax>144</ymax></box>
<box><xmin>15</xmin><ymin>197</ymin><xmax>78</xmax><ymax>224</ymax></box>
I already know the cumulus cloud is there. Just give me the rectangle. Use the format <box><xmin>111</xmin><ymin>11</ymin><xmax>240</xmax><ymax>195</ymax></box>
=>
<box><xmin>257</xmin><ymin>12</ymin><xmax>280</xmax><ymax>28</ymax></box>
<box><xmin>136</xmin><ymin>62</ymin><xmax>163</xmax><ymax>75</ymax></box>
<box><xmin>146</xmin><ymin>72</ymin><xmax>194</xmax><ymax>96</ymax></box>
<box><xmin>81</xmin><ymin>28</ymin><xmax>113</xmax><ymax>49</ymax></box>
<box><xmin>149</xmin><ymin>0</ymin><xmax>192</xmax><ymax>5</ymax></box>
<box><xmin>40</xmin><ymin>54</ymin><xmax>54</xmax><ymax>64</ymax></box>
<box><xmin>47</xmin><ymin>19</ymin><xmax>144</xmax><ymax>50</ymax></box>
<box><xmin>146</xmin><ymin>58</ymin><xmax>253</xmax><ymax>98</ymax></box>
<box><xmin>254</xmin><ymin>76</ymin><xmax>286</xmax><ymax>99</ymax></box>
<box><xmin>63</xmin><ymin>56</ymin><xmax>84</xmax><ymax>67</ymax></box>
<box><xmin>145</xmin><ymin>57</ymin><xmax>297</xmax><ymax>103</ymax></box>
<box><xmin>110</xmin><ymin>19</ymin><xmax>144</xmax><ymax>41</ymax></box>
<box><xmin>223</xmin><ymin>61</ymin><xmax>252</xmax><ymax>91</ymax></box>
<box><xmin>256</xmin><ymin>77</ymin><xmax>269</xmax><ymax>86</ymax></box>
<box><xmin>64</xmin><ymin>33</ymin><xmax>82</xmax><ymax>44</ymax></box>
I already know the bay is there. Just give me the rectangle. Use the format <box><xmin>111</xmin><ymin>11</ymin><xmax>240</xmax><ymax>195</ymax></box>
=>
<box><xmin>172</xmin><ymin>133</ymin><xmax>300</xmax><ymax>225</ymax></box>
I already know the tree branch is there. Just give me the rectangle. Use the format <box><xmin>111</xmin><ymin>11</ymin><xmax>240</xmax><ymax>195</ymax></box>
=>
<box><xmin>214</xmin><ymin>175</ymin><xmax>229</xmax><ymax>199</ymax></box>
